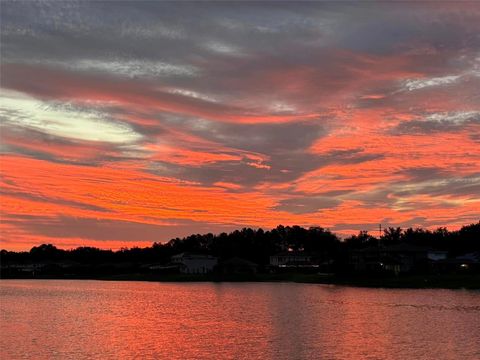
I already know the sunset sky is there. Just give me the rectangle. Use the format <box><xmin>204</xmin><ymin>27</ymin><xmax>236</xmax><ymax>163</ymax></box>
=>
<box><xmin>1</xmin><ymin>1</ymin><xmax>479</xmax><ymax>250</ymax></box>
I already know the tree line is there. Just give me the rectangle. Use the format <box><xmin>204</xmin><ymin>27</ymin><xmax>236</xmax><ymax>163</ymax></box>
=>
<box><xmin>1</xmin><ymin>222</ymin><xmax>478</xmax><ymax>267</ymax></box>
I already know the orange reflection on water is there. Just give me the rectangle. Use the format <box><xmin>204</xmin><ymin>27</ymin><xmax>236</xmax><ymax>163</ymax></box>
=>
<box><xmin>1</xmin><ymin>281</ymin><xmax>480</xmax><ymax>359</ymax></box>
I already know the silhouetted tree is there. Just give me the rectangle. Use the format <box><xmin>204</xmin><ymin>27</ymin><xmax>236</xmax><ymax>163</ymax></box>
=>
<box><xmin>345</xmin><ymin>231</ymin><xmax>377</xmax><ymax>248</ymax></box>
<box><xmin>381</xmin><ymin>227</ymin><xmax>402</xmax><ymax>245</ymax></box>
<box><xmin>1</xmin><ymin>223</ymin><xmax>478</xmax><ymax>274</ymax></box>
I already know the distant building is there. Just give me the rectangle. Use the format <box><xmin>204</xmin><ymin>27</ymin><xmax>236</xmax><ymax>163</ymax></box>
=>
<box><xmin>171</xmin><ymin>253</ymin><xmax>218</xmax><ymax>274</ymax></box>
<box><xmin>434</xmin><ymin>252</ymin><xmax>480</xmax><ymax>273</ymax></box>
<box><xmin>349</xmin><ymin>246</ymin><xmax>383</xmax><ymax>273</ymax></box>
<box><xmin>270</xmin><ymin>251</ymin><xmax>316</xmax><ymax>268</ymax></box>
<box><xmin>350</xmin><ymin>243</ymin><xmax>448</xmax><ymax>275</ymax></box>
<box><xmin>1</xmin><ymin>263</ymin><xmax>45</xmax><ymax>275</ymax></box>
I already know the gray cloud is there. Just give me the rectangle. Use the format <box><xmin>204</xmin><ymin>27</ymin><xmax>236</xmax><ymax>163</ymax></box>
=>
<box><xmin>393</xmin><ymin>174</ymin><xmax>480</xmax><ymax>198</ymax></box>
<box><xmin>160</xmin><ymin>114</ymin><xmax>327</xmax><ymax>153</ymax></box>
<box><xmin>348</xmin><ymin>172</ymin><xmax>480</xmax><ymax>212</ymax></box>
<box><xmin>150</xmin><ymin>148</ymin><xmax>383</xmax><ymax>187</ymax></box>
<box><xmin>3</xmin><ymin>1</ymin><xmax>479</xmax><ymax>106</ymax></box>
<box><xmin>1</xmin><ymin>214</ymin><xmax>240</xmax><ymax>243</ymax></box>
<box><xmin>274</xmin><ymin>196</ymin><xmax>341</xmax><ymax>214</ymax></box>
<box><xmin>396</xmin><ymin>167</ymin><xmax>452</xmax><ymax>182</ymax></box>
<box><xmin>0</xmin><ymin>123</ymin><xmax>147</xmax><ymax>166</ymax></box>
<box><xmin>392</xmin><ymin>112</ymin><xmax>480</xmax><ymax>135</ymax></box>
<box><xmin>0</xmin><ymin>188</ymin><xmax>110</xmax><ymax>213</ymax></box>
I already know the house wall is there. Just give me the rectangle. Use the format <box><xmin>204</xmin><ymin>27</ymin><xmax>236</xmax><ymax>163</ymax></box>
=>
<box><xmin>270</xmin><ymin>255</ymin><xmax>312</xmax><ymax>266</ymax></box>
<box><xmin>180</xmin><ymin>259</ymin><xmax>218</xmax><ymax>274</ymax></box>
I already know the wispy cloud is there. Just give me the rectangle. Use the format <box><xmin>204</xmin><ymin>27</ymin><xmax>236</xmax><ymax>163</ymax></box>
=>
<box><xmin>392</xmin><ymin>111</ymin><xmax>480</xmax><ymax>134</ymax></box>
<box><xmin>403</xmin><ymin>75</ymin><xmax>462</xmax><ymax>91</ymax></box>
<box><xmin>1</xmin><ymin>90</ymin><xmax>143</xmax><ymax>144</ymax></box>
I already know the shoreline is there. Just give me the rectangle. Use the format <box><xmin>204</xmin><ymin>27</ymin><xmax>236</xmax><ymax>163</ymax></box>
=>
<box><xmin>2</xmin><ymin>273</ymin><xmax>479</xmax><ymax>290</ymax></box>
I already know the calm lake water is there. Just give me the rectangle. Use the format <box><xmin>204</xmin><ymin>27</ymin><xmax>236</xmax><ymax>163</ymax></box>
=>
<box><xmin>1</xmin><ymin>280</ymin><xmax>479</xmax><ymax>359</ymax></box>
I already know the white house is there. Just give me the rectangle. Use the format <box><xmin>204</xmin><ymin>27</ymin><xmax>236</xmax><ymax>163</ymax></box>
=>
<box><xmin>171</xmin><ymin>253</ymin><xmax>218</xmax><ymax>274</ymax></box>
<box><xmin>269</xmin><ymin>251</ymin><xmax>314</xmax><ymax>267</ymax></box>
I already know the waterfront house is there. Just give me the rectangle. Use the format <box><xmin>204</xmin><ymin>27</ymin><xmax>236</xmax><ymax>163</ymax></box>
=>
<box><xmin>269</xmin><ymin>251</ymin><xmax>316</xmax><ymax>268</ymax></box>
<box><xmin>434</xmin><ymin>252</ymin><xmax>480</xmax><ymax>273</ymax></box>
<box><xmin>350</xmin><ymin>243</ymin><xmax>448</xmax><ymax>275</ymax></box>
<box><xmin>171</xmin><ymin>252</ymin><xmax>218</xmax><ymax>274</ymax></box>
